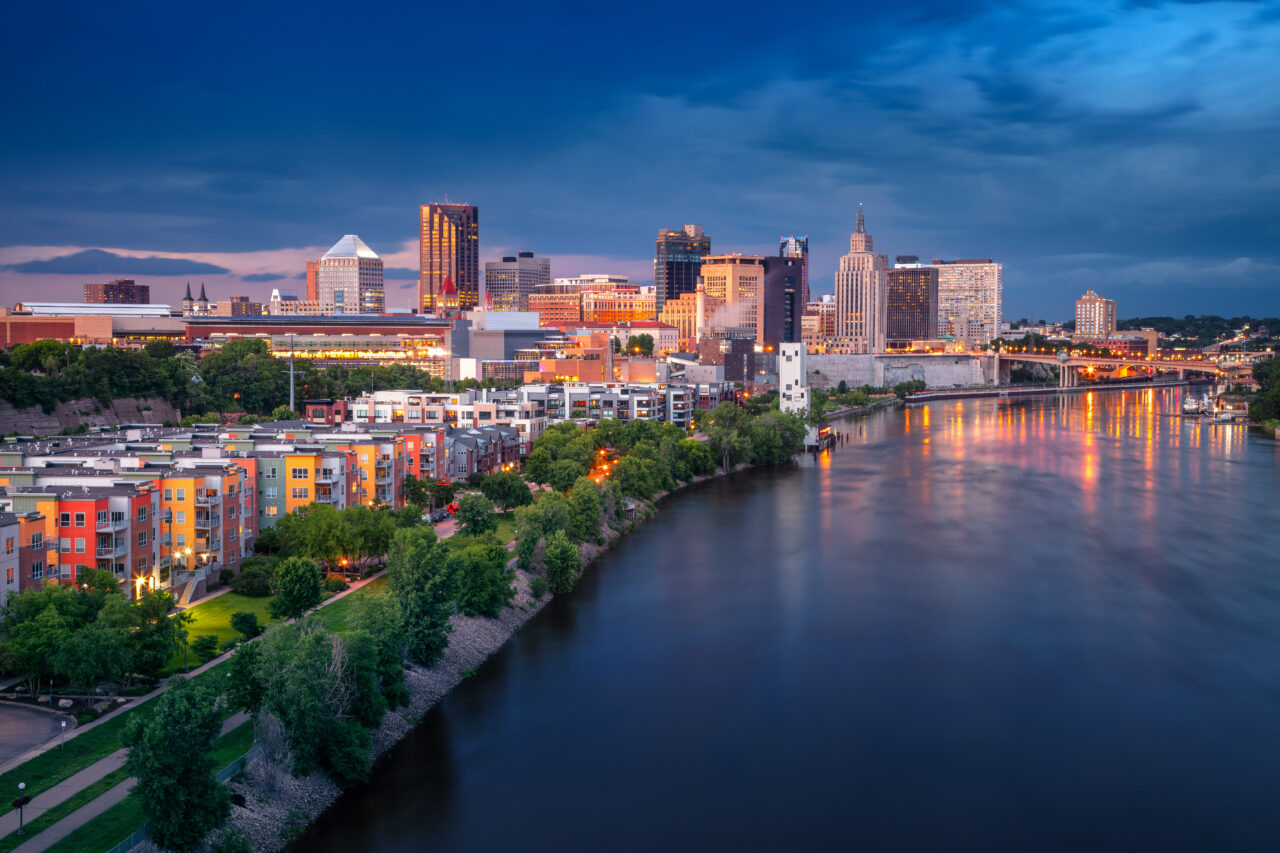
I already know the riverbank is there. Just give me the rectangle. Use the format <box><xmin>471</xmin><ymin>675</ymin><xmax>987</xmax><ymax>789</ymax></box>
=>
<box><xmin>823</xmin><ymin>396</ymin><xmax>902</xmax><ymax>419</ymax></box>
<box><xmin>905</xmin><ymin>378</ymin><xmax>1191</xmax><ymax>404</ymax></box>
<box><xmin>159</xmin><ymin>452</ymin><xmax>769</xmax><ymax>853</ymax></box>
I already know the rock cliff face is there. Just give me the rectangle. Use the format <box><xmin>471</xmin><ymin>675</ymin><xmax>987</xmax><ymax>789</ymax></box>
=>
<box><xmin>0</xmin><ymin>396</ymin><xmax>180</xmax><ymax>436</ymax></box>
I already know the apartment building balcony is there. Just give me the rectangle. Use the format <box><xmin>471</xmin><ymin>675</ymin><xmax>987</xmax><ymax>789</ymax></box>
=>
<box><xmin>317</xmin><ymin>468</ymin><xmax>343</xmax><ymax>484</ymax></box>
<box><xmin>97</xmin><ymin>514</ymin><xmax>129</xmax><ymax>532</ymax></box>
<box><xmin>194</xmin><ymin>513</ymin><xmax>221</xmax><ymax>529</ymax></box>
<box><xmin>160</xmin><ymin>510</ymin><xmax>172</xmax><ymax>522</ymax></box>
<box><xmin>96</xmin><ymin>540</ymin><xmax>127</xmax><ymax>558</ymax></box>
<box><xmin>315</xmin><ymin>487</ymin><xmax>340</xmax><ymax>504</ymax></box>
<box><xmin>23</xmin><ymin>537</ymin><xmax>55</xmax><ymax>552</ymax></box>
<box><xmin>195</xmin><ymin>494</ymin><xmax>219</xmax><ymax>506</ymax></box>
<box><xmin>194</xmin><ymin>537</ymin><xmax>221</xmax><ymax>552</ymax></box>
<box><xmin>157</xmin><ymin>533</ymin><xmax>172</xmax><ymax>546</ymax></box>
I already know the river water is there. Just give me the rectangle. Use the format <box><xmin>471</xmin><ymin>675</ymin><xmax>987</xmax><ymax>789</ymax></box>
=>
<box><xmin>293</xmin><ymin>387</ymin><xmax>1280</xmax><ymax>852</ymax></box>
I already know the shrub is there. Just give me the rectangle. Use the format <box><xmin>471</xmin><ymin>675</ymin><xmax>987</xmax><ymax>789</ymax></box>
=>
<box><xmin>230</xmin><ymin>563</ymin><xmax>273</xmax><ymax>597</ymax></box>
<box><xmin>323</xmin><ymin>576</ymin><xmax>350</xmax><ymax>593</ymax></box>
<box><xmin>191</xmin><ymin>634</ymin><xmax>220</xmax><ymax>663</ymax></box>
<box><xmin>230</xmin><ymin>610</ymin><xmax>261</xmax><ymax>640</ymax></box>
<box><xmin>544</xmin><ymin>530</ymin><xmax>581</xmax><ymax>594</ymax></box>
<box><xmin>212</xmin><ymin>828</ymin><xmax>253</xmax><ymax>853</ymax></box>
<box><xmin>529</xmin><ymin>575</ymin><xmax>549</xmax><ymax>598</ymax></box>
<box><xmin>219</xmin><ymin>567</ymin><xmax>235</xmax><ymax>586</ymax></box>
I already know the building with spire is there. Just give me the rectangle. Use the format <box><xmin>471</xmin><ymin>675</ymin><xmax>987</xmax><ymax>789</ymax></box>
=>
<box><xmin>317</xmin><ymin>235</ymin><xmax>385</xmax><ymax>314</ymax></box>
<box><xmin>833</xmin><ymin>204</ymin><xmax>888</xmax><ymax>353</ymax></box>
<box><xmin>182</xmin><ymin>282</ymin><xmax>194</xmax><ymax>314</ymax></box>
<box><xmin>420</xmin><ymin>203</ymin><xmax>480</xmax><ymax>314</ymax></box>
<box><xmin>779</xmin><ymin>235</ymin><xmax>809</xmax><ymax>307</ymax></box>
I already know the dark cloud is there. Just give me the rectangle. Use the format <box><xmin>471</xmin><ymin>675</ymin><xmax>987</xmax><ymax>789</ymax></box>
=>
<box><xmin>383</xmin><ymin>267</ymin><xmax>419</xmax><ymax>280</ymax></box>
<box><xmin>241</xmin><ymin>273</ymin><xmax>286</xmax><ymax>282</ymax></box>
<box><xmin>2</xmin><ymin>249</ymin><xmax>230</xmax><ymax>275</ymax></box>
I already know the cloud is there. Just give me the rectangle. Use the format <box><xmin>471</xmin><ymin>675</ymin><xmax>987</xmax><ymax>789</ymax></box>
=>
<box><xmin>241</xmin><ymin>272</ymin><xmax>286</xmax><ymax>282</ymax></box>
<box><xmin>2</xmin><ymin>248</ymin><xmax>230</xmax><ymax>276</ymax></box>
<box><xmin>383</xmin><ymin>267</ymin><xmax>419</xmax><ymax>280</ymax></box>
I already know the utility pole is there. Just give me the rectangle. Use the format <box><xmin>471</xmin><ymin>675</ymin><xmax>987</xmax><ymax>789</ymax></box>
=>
<box><xmin>289</xmin><ymin>333</ymin><xmax>295</xmax><ymax>413</ymax></box>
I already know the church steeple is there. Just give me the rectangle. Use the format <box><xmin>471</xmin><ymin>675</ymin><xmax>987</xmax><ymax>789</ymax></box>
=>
<box><xmin>197</xmin><ymin>283</ymin><xmax>208</xmax><ymax>303</ymax></box>
<box><xmin>184</xmin><ymin>281</ymin><xmax>193</xmax><ymax>301</ymax></box>
<box><xmin>855</xmin><ymin>203</ymin><xmax>866</xmax><ymax>235</ymax></box>
<box><xmin>849</xmin><ymin>204</ymin><xmax>873</xmax><ymax>253</ymax></box>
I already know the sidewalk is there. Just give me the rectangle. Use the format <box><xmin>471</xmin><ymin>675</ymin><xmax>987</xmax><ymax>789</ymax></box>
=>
<box><xmin>9</xmin><ymin>712</ymin><xmax>248</xmax><ymax>853</ymax></box>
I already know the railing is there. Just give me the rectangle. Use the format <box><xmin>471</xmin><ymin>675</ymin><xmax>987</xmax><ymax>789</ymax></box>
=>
<box><xmin>96</xmin><ymin>541</ymin><xmax>126</xmax><ymax>558</ymax></box>
<box><xmin>96</xmin><ymin>515</ymin><xmax>128</xmax><ymax>532</ymax></box>
<box><xmin>195</xmin><ymin>494</ymin><xmax>218</xmax><ymax>506</ymax></box>
<box><xmin>193</xmin><ymin>514</ymin><xmax>221</xmax><ymax>529</ymax></box>
<box><xmin>23</xmin><ymin>537</ymin><xmax>54</xmax><ymax>551</ymax></box>
<box><xmin>157</xmin><ymin>533</ymin><xmax>171</xmax><ymax>546</ymax></box>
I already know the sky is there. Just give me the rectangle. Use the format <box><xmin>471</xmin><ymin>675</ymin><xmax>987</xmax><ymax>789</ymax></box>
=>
<box><xmin>1</xmin><ymin>0</ymin><xmax>1278</xmax><ymax>321</ymax></box>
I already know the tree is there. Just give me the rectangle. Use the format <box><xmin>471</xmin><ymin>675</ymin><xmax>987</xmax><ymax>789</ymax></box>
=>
<box><xmin>521</xmin><ymin>447</ymin><xmax>553</xmax><ymax>486</ymax></box>
<box><xmin>123</xmin><ymin>678</ymin><xmax>229</xmax><ymax>852</ymax></box>
<box><xmin>54</xmin><ymin>621</ymin><xmax>130</xmax><ymax>695</ymax></box>
<box><xmin>269</xmin><ymin>557</ymin><xmax>323</xmax><ymax>620</ymax></box>
<box><xmin>548</xmin><ymin>459</ymin><xmax>586</xmax><ymax>492</ymax></box>
<box><xmin>349</xmin><ymin>594</ymin><xmax>407</xmax><ymax>709</ymax></box>
<box><xmin>386</xmin><ymin>526</ymin><xmax>454</xmax><ymax>667</ymax></box>
<box><xmin>449</xmin><ymin>536</ymin><xmax>516</xmax><ymax>617</ymax></box>
<box><xmin>191</xmin><ymin>634</ymin><xmax>220</xmax><ymax>663</ymax></box>
<box><xmin>625</xmin><ymin>333</ymin><xmax>654</xmax><ymax>356</ymax></box>
<box><xmin>2</xmin><ymin>605</ymin><xmax>68</xmax><ymax>699</ymax></box>
<box><xmin>455</xmin><ymin>493</ymin><xmax>497</xmax><ymax>535</ymax></box>
<box><xmin>568</xmin><ymin>477</ymin><xmax>603</xmax><ymax>543</ymax></box>
<box><xmin>429</xmin><ymin>482</ymin><xmax>455</xmax><ymax>509</ymax></box>
<box><xmin>402</xmin><ymin>473</ymin><xmax>431</xmax><ymax>510</ymax></box>
<box><xmin>544</xmin><ymin>530</ymin><xmax>582</xmax><ymax>594</ymax></box>
<box><xmin>342</xmin><ymin>504</ymin><xmax>396</xmax><ymax>569</ymax></box>
<box><xmin>231</xmin><ymin>611</ymin><xmax>261</xmax><ymax>640</ymax></box>
<box><xmin>480</xmin><ymin>471</ymin><xmax>534</xmax><ymax>512</ymax></box>
<box><xmin>270</xmin><ymin>404</ymin><xmax>297</xmax><ymax>421</ymax></box>
<box><xmin>133</xmin><ymin>591</ymin><xmax>189</xmax><ymax>676</ymax></box>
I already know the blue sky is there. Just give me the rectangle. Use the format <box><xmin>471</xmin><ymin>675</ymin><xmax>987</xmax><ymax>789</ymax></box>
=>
<box><xmin>1</xmin><ymin>0</ymin><xmax>1278</xmax><ymax>319</ymax></box>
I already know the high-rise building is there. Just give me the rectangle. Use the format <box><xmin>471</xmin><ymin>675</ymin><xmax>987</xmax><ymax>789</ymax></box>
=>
<box><xmin>701</xmin><ymin>254</ymin><xmax>763</xmax><ymax>339</ymax></box>
<box><xmin>925</xmin><ymin>258</ymin><xmax>1003</xmax><ymax>349</ymax></box>
<box><xmin>834</xmin><ymin>204</ymin><xmax>888</xmax><ymax>353</ymax></box>
<box><xmin>779</xmin><ymin>235</ymin><xmax>809</xmax><ymax>307</ymax></box>
<box><xmin>1075</xmin><ymin>288</ymin><xmax>1117</xmax><ymax>338</ymax></box>
<box><xmin>420</xmin><ymin>203</ymin><xmax>479</xmax><ymax>313</ymax></box>
<box><xmin>654</xmin><ymin>225</ymin><xmax>711</xmax><ymax>312</ymax></box>
<box><xmin>84</xmin><ymin>279</ymin><xmax>149</xmax><ymax>305</ymax></box>
<box><xmin>305</xmin><ymin>260</ymin><xmax>320</xmax><ymax>302</ymax></box>
<box><xmin>483</xmin><ymin>251</ymin><xmax>550</xmax><ymax>311</ymax></box>
<box><xmin>760</xmin><ymin>257</ymin><xmax>802</xmax><ymax>347</ymax></box>
<box><xmin>317</xmin><ymin>235</ymin><xmax>385</xmax><ymax>314</ymax></box>
<box><xmin>886</xmin><ymin>263</ymin><xmax>939</xmax><ymax>346</ymax></box>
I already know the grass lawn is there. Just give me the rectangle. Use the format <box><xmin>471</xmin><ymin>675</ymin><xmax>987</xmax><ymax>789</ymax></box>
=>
<box><xmin>308</xmin><ymin>576</ymin><xmax>389</xmax><ymax>633</ymax></box>
<box><xmin>495</xmin><ymin>516</ymin><xmax>516</xmax><ymax>545</ymax></box>
<box><xmin>42</xmin><ymin>721</ymin><xmax>254</xmax><ymax>853</ymax></box>
<box><xmin>180</xmin><ymin>592</ymin><xmax>277</xmax><ymax>649</ymax></box>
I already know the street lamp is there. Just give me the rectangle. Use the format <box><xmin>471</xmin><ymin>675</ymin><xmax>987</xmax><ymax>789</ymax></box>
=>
<box><xmin>60</xmin><ymin>720</ymin><xmax>66</xmax><ymax>749</ymax></box>
<box><xmin>13</xmin><ymin>783</ymin><xmax>29</xmax><ymax>835</ymax></box>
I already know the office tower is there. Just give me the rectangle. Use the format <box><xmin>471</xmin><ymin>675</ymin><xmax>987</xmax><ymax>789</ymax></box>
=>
<box><xmin>925</xmin><ymin>258</ymin><xmax>1003</xmax><ymax>349</ymax></box>
<box><xmin>84</xmin><ymin>279</ymin><xmax>149</xmax><ymax>304</ymax></box>
<box><xmin>317</xmin><ymin>235</ymin><xmax>385</xmax><ymax>314</ymax></box>
<box><xmin>779</xmin><ymin>235</ymin><xmax>810</xmax><ymax>307</ymax></box>
<box><xmin>654</xmin><ymin>225</ymin><xmax>711</xmax><ymax>313</ymax></box>
<box><xmin>483</xmin><ymin>251</ymin><xmax>551</xmax><ymax>311</ymax></box>
<box><xmin>700</xmin><ymin>254</ymin><xmax>764</xmax><ymax>339</ymax></box>
<box><xmin>834</xmin><ymin>204</ymin><xmax>888</xmax><ymax>353</ymax></box>
<box><xmin>760</xmin><ymin>256</ymin><xmax>802</xmax><ymax>347</ymax></box>
<box><xmin>1075</xmin><ymin>289</ymin><xmax>1117</xmax><ymax>338</ymax></box>
<box><xmin>420</xmin><ymin>203</ymin><xmax>479</xmax><ymax>313</ymax></box>
<box><xmin>305</xmin><ymin>259</ymin><xmax>320</xmax><ymax>302</ymax></box>
<box><xmin>214</xmin><ymin>296</ymin><xmax>261</xmax><ymax>316</ymax></box>
<box><xmin>886</xmin><ymin>263</ymin><xmax>939</xmax><ymax>346</ymax></box>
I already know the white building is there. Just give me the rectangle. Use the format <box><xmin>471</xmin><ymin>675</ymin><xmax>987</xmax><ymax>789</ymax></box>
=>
<box><xmin>1075</xmin><ymin>288</ymin><xmax>1117</xmax><ymax>338</ymax></box>
<box><xmin>317</xmin><ymin>235</ymin><xmax>385</xmax><ymax>314</ymax></box>
<box><xmin>834</xmin><ymin>204</ymin><xmax>888</xmax><ymax>353</ymax></box>
<box><xmin>483</xmin><ymin>251</ymin><xmax>551</xmax><ymax>311</ymax></box>
<box><xmin>779</xmin><ymin>342</ymin><xmax>810</xmax><ymax>417</ymax></box>
<box><xmin>926</xmin><ymin>258</ymin><xmax>1003</xmax><ymax>349</ymax></box>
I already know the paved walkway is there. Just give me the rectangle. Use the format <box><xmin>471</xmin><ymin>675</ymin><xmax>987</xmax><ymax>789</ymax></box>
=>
<box><xmin>0</xmin><ymin>705</ymin><xmax>67</xmax><ymax>768</ymax></box>
<box><xmin>9</xmin><ymin>712</ymin><xmax>248</xmax><ymax>853</ymax></box>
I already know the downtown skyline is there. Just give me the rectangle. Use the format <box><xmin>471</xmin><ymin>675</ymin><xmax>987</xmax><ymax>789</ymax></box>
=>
<box><xmin>1</xmin><ymin>0</ymin><xmax>1278</xmax><ymax>320</ymax></box>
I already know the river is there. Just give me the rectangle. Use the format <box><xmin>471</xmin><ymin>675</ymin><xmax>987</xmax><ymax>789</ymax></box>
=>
<box><xmin>293</xmin><ymin>387</ymin><xmax>1280</xmax><ymax>851</ymax></box>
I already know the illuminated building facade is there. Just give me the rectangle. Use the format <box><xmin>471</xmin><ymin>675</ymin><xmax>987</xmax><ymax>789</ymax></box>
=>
<box><xmin>582</xmin><ymin>289</ymin><xmax>656</xmax><ymax>324</ymax></box>
<box><xmin>317</xmin><ymin>235</ymin><xmax>385</xmax><ymax>314</ymax></box>
<box><xmin>1075</xmin><ymin>289</ymin><xmax>1117</xmax><ymax>338</ymax></box>
<box><xmin>420</xmin><ymin>203</ymin><xmax>480</xmax><ymax>313</ymax></box>
<box><xmin>926</xmin><ymin>258</ymin><xmax>1003</xmax><ymax>349</ymax></box>
<box><xmin>886</xmin><ymin>265</ymin><xmax>939</xmax><ymax>347</ymax></box>
<box><xmin>84</xmin><ymin>279</ymin><xmax>149</xmax><ymax>305</ymax></box>
<box><xmin>484</xmin><ymin>251</ymin><xmax>550</xmax><ymax>311</ymax></box>
<box><xmin>779</xmin><ymin>235</ymin><xmax>809</xmax><ymax>307</ymax></box>
<box><xmin>834</xmin><ymin>204</ymin><xmax>888</xmax><ymax>353</ymax></box>
<box><xmin>654</xmin><ymin>225</ymin><xmax>711</xmax><ymax>312</ymax></box>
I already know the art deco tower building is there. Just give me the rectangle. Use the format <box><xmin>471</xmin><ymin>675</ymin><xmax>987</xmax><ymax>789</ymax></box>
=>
<box><xmin>834</xmin><ymin>204</ymin><xmax>888</xmax><ymax>353</ymax></box>
<box><xmin>419</xmin><ymin>203</ymin><xmax>479</xmax><ymax>313</ymax></box>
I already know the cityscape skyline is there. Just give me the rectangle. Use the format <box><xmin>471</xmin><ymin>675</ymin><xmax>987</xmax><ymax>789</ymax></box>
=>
<box><xmin>1</xmin><ymin>1</ymin><xmax>1278</xmax><ymax>319</ymax></box>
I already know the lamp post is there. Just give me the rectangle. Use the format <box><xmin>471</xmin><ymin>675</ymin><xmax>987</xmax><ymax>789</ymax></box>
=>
<box><xmin>14</xmin><ymin>783</ymin><xmax>29</xmax><ymax>835</ymax></box>
<box><xmin>60</xmin><ymin>720</ymin><xmax>66</xmax><ymax>749</ymax></box>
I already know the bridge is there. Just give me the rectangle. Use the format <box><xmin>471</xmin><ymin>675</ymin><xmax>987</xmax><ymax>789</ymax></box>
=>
<box><xmin>996</xmin><ymin>349</ymin><xmax>1230</xmax><ymax>387</ymax></box>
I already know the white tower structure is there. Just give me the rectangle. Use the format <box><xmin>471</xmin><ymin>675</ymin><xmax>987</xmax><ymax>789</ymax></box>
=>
<box><xmin>779</xmin><ymin>342</ymin><xmax>810</xmax><ymax>417</ymax></box>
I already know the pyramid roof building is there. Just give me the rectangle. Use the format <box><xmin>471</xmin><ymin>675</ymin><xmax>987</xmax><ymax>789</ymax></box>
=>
<box><xmin>322</xmin><ymin>234</ymin><xmax>380</xmax><ymax>261</ymax></box>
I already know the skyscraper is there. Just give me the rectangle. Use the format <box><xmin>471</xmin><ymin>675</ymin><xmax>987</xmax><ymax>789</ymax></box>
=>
<box><xmin>925</xmin><ymin>258</ymin><xmax>1003</xmax><ymax>349</ymax></box>
<box><xmin>654</xmin><ymin>225</ymin><xmax>711</xmax><ymax>313</ymax></box>
<box><xmin>317</xmin><ymin>235</ymin><xmax>385</xmax><ymax>314</ymax></box>
<box><xmin>483</xmin><ymin>251</ymin><xmax>550</xmax><ymax>311</ymax></box>
<box><xmin>886</xmin><ymin>263</ymin><xmax>939</xmax><ymax>346</ymax></box>
<box><xmin>834</xmin><ymin>204</ymin><xmax>888</xmax><ymax>353</ymax></box>
<box><xmin>419</xmin><ymin>203</ymin><xmax>479</xmax><ymax>313</ymax></box>
<box><xmin>760</xmin><ymin>256</ymin><xmax>802</xmax><ymax>347</ymax></box>
<box><xmin>779</xmin><ymin>235</ymin><xmax>809</xmax><ymax>307</ymax></box>
<box><xmin>84</xmin><ymin>279</ymin><xmax>149</xmax><ymax>304</ymax></box>
<box><xmin>1075</xmin><ymin>288</ymin><xmax>1117</xmax><ymax>338</ymax></box>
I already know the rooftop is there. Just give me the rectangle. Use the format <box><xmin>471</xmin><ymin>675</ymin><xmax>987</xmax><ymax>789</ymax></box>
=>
<box><xmin>322</xmin><ymin>234</ymin><xmax>380</xmax><ymax>261</ymax></box>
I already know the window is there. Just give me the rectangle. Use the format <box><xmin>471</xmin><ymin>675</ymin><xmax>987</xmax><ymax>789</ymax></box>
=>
<box><xmin>138</xmin><ymin>531</ymin><xmax>148</xmax><ymax>547</ymax></box>
<box><xmin>228</xmin><ymin>507</ymin><xmax>237</xmax><ymax>520</ymax></box>
<box><xmin>75</xmin><ymin>513</ymin><xmax>85</xmax><ymax>527</ymax></box>
<box><xmin>137</xmin><ymin>557</ymin><xmax>148</xmax><ymax>571</ymax></box>
<box><xmin>5</xmin><ymin>568</ymin><xmax>12</xmax><ymax>583</ymax></box>
<box><xmin>265</xmin><ymin>487</ymin><xmax>277</xmax><ymax>499</ymax></box>
<box><xmin>97</xmin><ymin>510</ymin><xmax>108</xmax><ymax>526</ymax></box>
<box><xmin>176</xmin><ymin>489</ymin><xmax>185</xmax><ymax>501</ymax></box>
<box><xmin>266</xmin><ymin>467</ymin><xmax>277</xmax><ymax>479</ymax></box>
<box><xmin>4</xmin><ymin>537</ymin><xmax>12</xmax><ymax>555</ymax></box>
<box><xmin>175</xmin><ymin>511</ymin><xmax>185</xmax><ymax>524</ymax></box>
<box><xmin>75</xmin><ymin>538</ymin><xmax>85</xmax><ymax>553</ymax></box>
<box><xmin>32</xmin><ymin>562</ymin><xmax>43</xmax><ymax>580</ymax></box>
<box><xmin>291</xmin><ymin>468</ymin><xmax>308</xmax><ymax>480</ymax></box>
<box><xmin>164</xmin><ymin>488</ymin><xmax>172</xmax><ymax>501</ymax></box>
<box><xmin>60</xmin><ymin>512</ymin><xmax>70</xmax><ymax>527</ymax></box>
<box><xmin>360</xmin><ymin>454</ymin><xmax>369</xmax><ymax>464</ymax></box>
<box><xmin>265</xmin><ymin>506</ymin><xmax>278</xmax><ymax>517</ymax></box>
<box><xmin>291</xmin><ymin>487</ymin><xmax>310</xmax><ymax>500</ymax></box>
<box><xmin>61</xmin><ymin>539</ymin><xmax>70</xmax><ymax>553</ymax></box>
<box><xmin>137</xmin><ymin>507</ymin><xmax>148</xmax><ymax>522</ymax></box>
<box><xmin>31</xmin><ymin>532</ymin><xmax>43</xmax><ymax>549</ymax></box>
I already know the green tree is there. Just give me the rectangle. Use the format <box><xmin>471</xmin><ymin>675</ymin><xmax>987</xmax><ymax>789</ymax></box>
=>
<box><xmin>133</xmin><ymin>591</ymin><xmax>189</xmax><ymax>676</ymax></box>
<box><xmin>402</xmin><ymin>473</ymin><xmax>431</xmax><ymax>510</ymax></box>
<box><xmin>190</xmin><ymin>634</ymin><xmax>220</xmax><ymax>663</ymax></box>
<box><xmin>544</xmin><ymin>530</ymin><xmax>582</xmax><ymax>594</ymax></box>
<box><xmin>225</xmin><ymin>642</ymin><xmax>264</xmax><ymax>717</ymax></box>
<box><xmin>521</xmin><ymin>447</ymin><xmax>553</xmax><ymax>485</ymax></box>
<box><xmin>548</xmin><ymin>458</ymin><xmax>586</xmax><ymax>492</ymax></box>
<box><xmin>429</xmin><ymin>482</ymin><xmax>455</xmax><ymax>509</ymax></box>
<box><xmin>386</xmin><ymin>526</ymin><xmax>454</xmax><ymax>667</ymax></box>
<box><xmin>625</xmin><ymin>333</ymin><xmax>655</xmax><ymax>356</ymax></box>
<box><xmin>270</xmin><ymin>404</ymin><xmax>297</xmax><ymax>420</ymax></box>
<box><xmin>568</xmin><ymin>477</ymin><xmax>603</xmax><ymax>543</ymax></box>
<box><xmin>54</xmin><ymin>621</ymin><xmax>130</xmax><ymax>695</ymax></box>
<box><xmin>123</xmin><ymin>678</ymin><xmax>229</xmax><ymax>852</ymax></box>
<box><xmin>455</xmin><ymin>492</ymin><xmax>498</xmax><ymax>535</ymax></box>
<box><xmin>449</xmin><ymin>536</ymin><xmax>516</xmax><ymax>617</ymax></box>
<box><xmin>1</xmin><ymin>605</ymin><xmax>68</xmax><ymax>699</ymax></box>
<box><xmin>269</xmin><ymin>557</ymin><xmax>323</xmax><ymax>620</ymax></box>
<box><xmin>231</xmin><ymin>610</ymin><xmax>261</xmax><ymax>639</ymax></box>
<box><xmin>342</xmin><ymin>504</ymin><xmax>396</xmax><ymax>569</ymax></box>
<box><xmin>348</xmin><ymin>594</ymin><xmax>407</xmax><ymax>709</ymax></box>
<box><xmin>480</xmin><ymin>470</ymin><xmax>534</xmax><ymax>512</ymax></box>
